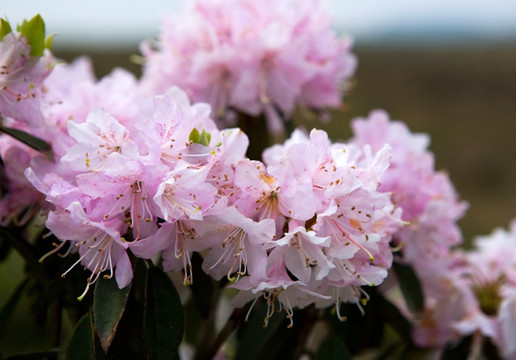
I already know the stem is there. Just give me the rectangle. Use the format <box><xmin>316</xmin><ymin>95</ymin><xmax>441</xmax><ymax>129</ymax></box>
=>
<box><xmin>289</xmin><ymin>306</ymin><xmax>318</xmax><ymax>360</ymax></box>
<box><xmin>236</xmin><ymin>113</ymin><xmax>272</xmax><ymax>161</ymax></box>
<box><xmin>194</xmin><ymin>307</ymin><xmax>246</xmax><ymax>360</ymax></box>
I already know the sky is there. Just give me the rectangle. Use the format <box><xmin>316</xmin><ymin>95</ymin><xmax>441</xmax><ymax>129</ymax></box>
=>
<box><xmin>2</xmin><ymin>0</ymin><xmax>516</xmax><ymax>49</ymax></box>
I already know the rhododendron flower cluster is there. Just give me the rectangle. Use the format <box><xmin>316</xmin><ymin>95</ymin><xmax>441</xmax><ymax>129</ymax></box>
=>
<box><xmin>141</xmin><ymin>0</ymin><xmax>356</xmax><ymax>132</ymax></box>
<box><xmin>350</xmin><ymin>110</ymin><xmax>467</xmax><ymax>265</ymax></box>
<box><xmin>24</xmin><ymin>70</ymin><xmax>403</xmax><ymax>320</ymax></box>
<box><xmin>230</xmin><ymin>129</ymin><xmax>403</xmax><ymax>322</ymax></box>
<box><xmin>0</xmin><ymin>12</ymin><xmax>398</xmax><ymax>323</ymax></box>
<box><xmin>454</xmin><ymin>221</ymin><xmax>516</xmax><ymax>359</ymax></box>
<box><xmin>405</xmin><ymin>221</ymin><xmax>516</xmax><ymax>359</ymax></box>
<box><xmin>349</xmin><ymin>112</ymin><xmax>516</xmax><ymax>358</ymax></box>
<box><xmin>27</xmin><ymin>85</ymin><xmax>246</xmax><ymax>295</ymax></box>
<box><xmin>0</xmin><ymin>20</ymin><xmax>53</xmax><ymax>126</ymax></box>
<box><xmin>2</xmin><ymin>4</ymin><xmax>516</xmax><ymax>360</ymax></box>
<box><xmin>348</xmin><ymin>111</ymin><xmax>473</xmax><ymax>350</ymax></box>
<box><xmin>0</xmin><ymin>15</ymin><xmax>54</xmax><ymax>224</ymax></box>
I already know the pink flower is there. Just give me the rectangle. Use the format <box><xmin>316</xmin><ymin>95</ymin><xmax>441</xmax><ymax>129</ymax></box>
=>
<box><xmin>231</xmin><ymin>256</ymin><xmax>331</xmax><ymax>327</ymax></box>
<box><xmin>36</xmin><ymin>57</ymin><xmax>150</xmax><ymax>161</ymax></box>
<box><xmin>198</xmin><ymin>205</ymin><xmax>275</xmax><ymax>281</ymax></box>
<box><xmin>350</xmin><ymin>110</ymin><xmax>467</xmax><ymax>264</ymax></box>
<box><xmin>130</xmin><ymin>220</ymin><xmax>201</xmax><ymax>285</ymax></box>
<box><xmin>46</xmin><ymin>202</ymin><xmax>131</xmax><ymax>298</ymax></box>
<box><xmin>75</xmin><ymin>153</ymin><xmax>160</xmax><ymax>240</ymax></box>
<box><xmin>228</xmin><ymin>127</ymin><xmax>403</xmax><ymax>324</ymax></box>
<box><xmin>454</xmin><ymin>221</ymin><xmax>516</xmax><ymax>354</ymax></box>
<box><xmin>141</xmin><ymin>0</ymin><xmax>356</xmax><ymax>132</ymax></box>
<box><xmin>0</xmin><ymin>135</ymin><xmax>45</xmax><ymax>225</ymax></box>
<box><xmin>349</xmin><ymin>111</ymin><xmax>473</xmax><ymax>349</ymax></box>
<box><xmin>136</xmin><ymin>87</ymin><xmax>218</xmax><ymax>166</ymax></box>
<box><xmin>407</xmin><ymin>221</ymin><xmax>516</xmax><ymax>356</ymax></box>
<box><xmin>499</xmin><ymin>290</ymin><xmax>516</xmax><ymax>359</ymax></box>
<box><xmin>153</xmin><ymin>161</ymin><xmax>217</xmax><ymax>222</ymax></box>
<box><xmin>61</xmin><ymin>108</ymin><xmax>139</xmax><ymax>171</ymax></box>
<box><xmin>0</xmin><ymin>32</ymin><xmax>53</xmax><ymax>126</ymax></box>
<box><xmin>266</xmin><ymin>224</ymin><xmax>334</xmax><ymax>284</ymax></box>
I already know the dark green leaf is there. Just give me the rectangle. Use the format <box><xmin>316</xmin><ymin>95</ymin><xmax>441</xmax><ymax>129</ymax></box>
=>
<box><xmin>0</xmin><ymin>279</ymin><xmax>28</xmax><ymax>340</ymax></box>
<box><xmin>19</xmin><ymin>14</ymin><xmax>45</xmax><ymax>57</ymax></box>
<box><xmin>393</xmin><ymin>262</ymin><xmax>424</xmax><ymax>314</ymax></box>
<box><xmin>66</xmin><ymin>313</ymin><xmax>95</xmax><ymax>360</ymax></box>
<box><xmin>183</xmin><ymin>301</ymin><xmax>205</xmax><ymax>347</ymax></box>
<box><xmin>0</xmin><ymin>125</ymin><xmax>53</xmax><ymax>161</ymax></box>
<box><xmin>93</xmin><ymin>277</ymin><xmax>131</xmax><ymax>353</ymax></box>
<box><xmin>101</xmin><ymin>299</ymin><xmax>148</xmax><ymax>360</ymax></box>
<box><xmin>144</xmin><ymin>267</ymin><xmax>184</xmax><ymax>360</ymax></box>
<box><xmin>189</xmin><ymin>128</ymin><xmax>200</xmax><ymax>143</ymax></box>
<box><xmin>0</xmin><ymin>19</ymin><xmax>12</xmax><ymax>40</ymax></box>
<box><xmin>317</xmin><ymin>335</ymin><xmax>353</xmax><ymax>360</ymax></box>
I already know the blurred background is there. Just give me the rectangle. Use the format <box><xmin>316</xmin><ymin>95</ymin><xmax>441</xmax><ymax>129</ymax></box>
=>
<box><xmin>1</xmin><ymin>2</ymin><xmax>516</xmax><ymax>347</ymax></box>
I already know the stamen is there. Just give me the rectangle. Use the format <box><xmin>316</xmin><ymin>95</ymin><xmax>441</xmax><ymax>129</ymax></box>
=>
<box><xmin>39</xmin><ymin>241</ymin><xmax>68</xmax><ymax>263</ymax></box>
<box><xmin>245</xmin><ymin>297</ymin><xmax>260</xmax><ymax>322</ymax></box>
<box><xmin>330</xmin><ymin>218</ymin><xmax>375</xmax><ymax>261</ymax></box>
<box><xmin>77</xmin><ymin>279</ymin><xmax>92</xmax><ymax>301</ymax></box>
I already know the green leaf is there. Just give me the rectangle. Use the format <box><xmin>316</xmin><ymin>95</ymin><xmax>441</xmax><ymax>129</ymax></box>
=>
<box><xmin>189</xmin><ymin>128</ymin><xmax>211</xmax><ymax>146</ymax></box>
<box><xmin>44</xmin><ymin>33</ymin><xmax>55</xmax><ymax>50</ymax></box>
<box><xmin>188</xmin><ymin>128</ymin><xmax>200</xmax><ymax>143</ymax></box>
<box><xmin>144</xmin><ymin>267</ymin><xmax>184</xmax><ymax>360</ymax></box>
<box><xmin>316</xmin><ymin>335</ymin><xmax>353</xmax><ymax>360</ymax></box>
<box><xmin>19</xmin><ymin>14</ymin><xmax>45</xmax><ymax>57</ymax></box>
<box><xmin>0</xmin><ymin>124</ymin><xmax>53</xmax><ymax>161</ymax></box>
<box><xmin>393</xmin><ymin>262</ymin><xmax>424</xmax><ymax>314</ymax></box>
<box><xmin>0</xmin><ymin>279</ymin><xmax>28</xmax><ymax>340</ymax></box>
<box><xmin>16</xmin><ymin>20</ymin><xmax>26</xmax><ymax>33</ymax></box>
<box><xmin>66</xmin><ymin>313</ymin><xmax>95</xmax><ymax>360</ymax></box>
<box><xmin>93</xmin><ymin>277</ymin><xmax>131</xmax><ymax>353</ymax></box>
<box><xmin>199</xmin><ymin>129</ymin><xmax>211</xmax><ymax>146</ymax></box>
<box><xmin>0</xmin><ymin>18</ymin><xmax>12</xmax><ymax>40</ymax></box>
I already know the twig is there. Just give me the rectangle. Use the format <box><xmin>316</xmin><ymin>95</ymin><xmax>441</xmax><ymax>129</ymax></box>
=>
<box><xmin>195</xmin><ymin>307</ymin><xmax>246</xmax><ymax>360</ymax></box>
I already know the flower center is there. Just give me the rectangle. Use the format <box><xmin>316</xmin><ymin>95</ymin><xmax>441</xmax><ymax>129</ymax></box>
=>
<box><xmin>473</xmin><ymin>277</ymin><xmax>504</xmax><ymax>316</ymax></box>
